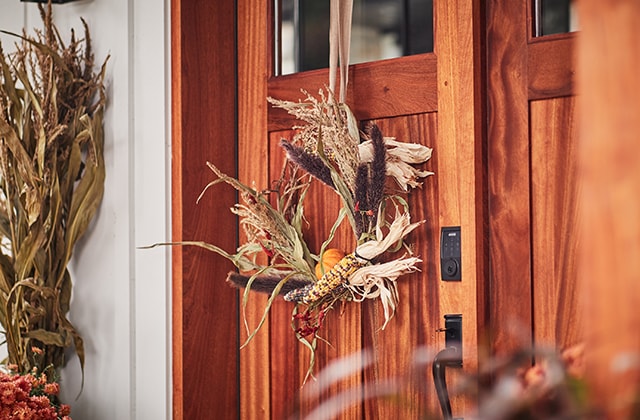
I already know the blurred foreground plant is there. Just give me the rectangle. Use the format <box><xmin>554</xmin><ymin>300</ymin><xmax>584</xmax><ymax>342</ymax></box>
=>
<box><xmin>297</xmin><ymin>343</ymin><xmax>588</xmax><ymax>420</ymax></box>
<box><xmin>0</xmin><ymin>2</ymin><xmax>108</xmax><ymax>382</ymax></box>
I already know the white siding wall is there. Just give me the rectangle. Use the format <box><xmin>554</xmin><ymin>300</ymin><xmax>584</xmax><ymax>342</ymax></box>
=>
<box><xmin>0</xmin><ymin>2</ymin><xmax>171</xmax><ymax>419</ymax></box>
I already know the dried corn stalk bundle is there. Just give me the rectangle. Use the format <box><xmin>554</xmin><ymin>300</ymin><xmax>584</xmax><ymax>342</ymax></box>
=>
<box><xmin>0</xmin><ymin>3</ymin><xmax>107</xmax><ymax>380</ymax></box>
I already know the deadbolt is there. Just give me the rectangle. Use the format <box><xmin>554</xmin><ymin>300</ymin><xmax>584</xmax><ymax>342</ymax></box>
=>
<box><xmin>441</xmin><ymin>226</ymin><xmax>461</xmax><ymax>281</ymax></box>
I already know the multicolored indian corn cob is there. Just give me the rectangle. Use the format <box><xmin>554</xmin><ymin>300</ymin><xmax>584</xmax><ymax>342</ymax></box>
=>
<box><xmin>284</xmin><ymin>253</ymin><xmax>367</xmax><ymax>304</ymax></box>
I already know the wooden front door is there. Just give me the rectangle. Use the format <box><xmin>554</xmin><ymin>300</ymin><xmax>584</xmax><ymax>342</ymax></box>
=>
<box><xmin>236</xmin><ymin>1</ymin><xmax>483</xmax><ymax>418</ymax></box>
<box><xmin>486</xmin><ymin>0</ymin><xmax>580</xmax><ymax>357</ymax></box>
<box><xmin>171</xmin><ymin>0</ymin><xmax>579</xmax><ymax>418</ymax></box>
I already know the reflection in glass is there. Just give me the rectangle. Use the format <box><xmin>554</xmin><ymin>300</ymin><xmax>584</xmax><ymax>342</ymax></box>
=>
<box><xmin>536</xmin><ymin>0</ymin><xmax>578</xmax><ymax>36</ymax></box>
<box><xmin>276</xmin><ymin>0</ymin><xmax>433</xmax><ymax>76</ymax></box>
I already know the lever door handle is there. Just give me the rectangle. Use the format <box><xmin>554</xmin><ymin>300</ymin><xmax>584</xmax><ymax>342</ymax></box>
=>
<box><xmin>432</xmin><ymin>314</ymin><xmax>462</xmax><ymax>420</ymax></box>
<box><xmin>433</xmin><ymin>346</ymin><xmax>462</xmax><ymax>419</ymax></box>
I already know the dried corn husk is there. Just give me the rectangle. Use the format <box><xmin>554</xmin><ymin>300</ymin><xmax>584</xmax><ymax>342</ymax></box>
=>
<box><xmin>359</xmin><ymin>137</ymin><xmax>434</xmax><ymax>191</ymax></box>
<box><xmin>355</xmin><ymin>212</ymin><xmax>424</xmax><ymax>260</ymax></box>
<box><xmin>347</xmin><ymin>256</ymin><xmax>422</xmax><ymax>329</ymax></box>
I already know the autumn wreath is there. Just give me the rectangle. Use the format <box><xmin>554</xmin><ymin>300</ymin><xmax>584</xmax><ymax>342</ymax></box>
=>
<box><xmin>176</xmin><ymin>89</ymin><xmax>433</xmax><ymax>379</ymax></box>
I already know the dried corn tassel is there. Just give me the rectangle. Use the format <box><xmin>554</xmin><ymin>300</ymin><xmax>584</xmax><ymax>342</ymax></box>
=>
<box><xmin>284</xmin><ymin>253</ymin><xmax>367</xmax><ymax>304</ymax></box>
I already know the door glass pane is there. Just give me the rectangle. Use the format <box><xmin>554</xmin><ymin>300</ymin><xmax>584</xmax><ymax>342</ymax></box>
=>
<box><xmin>535</xmin><ymin>0</ymin><xmax>579</xmax><ymax>37</ymax></box>
<box><xmin>276</xmin><ymin>0</ymin><xmax>434</xmax><ymax>76</ymax></box>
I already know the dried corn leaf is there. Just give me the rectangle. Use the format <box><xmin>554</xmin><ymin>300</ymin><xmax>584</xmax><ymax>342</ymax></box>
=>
<box><xmin>0</xmin><ymin>4</ymin><xmax>106</xmax><ymax>383</ymax></box>
<box><xmin>64</xmin><ymin>114</ymin><xmax>105</xmax><ymax>263</ymax></box>
<box><xmin>25</xmin><ymin>329</ymin><xmax>69</xmax><ymax>347</ymax></box>
<box><xmin>0</xmin><ymin>119</ymin><xmax>37</xmax><ymax>188</ymax></box>
<box><xmin>14</xmin><ymin>226</ymin><xmax>46</xmax><ymax>281</ymax></box>
<box><xmin>0</xmin><ymin>254</ymin><xmax>13</xmax><ymax>295</ymax></box>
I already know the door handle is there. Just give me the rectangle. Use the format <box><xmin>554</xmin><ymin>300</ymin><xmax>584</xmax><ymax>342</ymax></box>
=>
<box><xmin>432</xmin><ymin>314</ymin><xmax>462</xmax><ymax>420</ymax></box>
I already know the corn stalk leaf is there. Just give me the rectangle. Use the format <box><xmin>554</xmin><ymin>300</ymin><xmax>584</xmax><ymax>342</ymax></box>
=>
<box><xmin>25</xmin><ymin>329</ymin><xmax>68</xmax><ymax>347</ymax></box>
<box><xmin>0</xmin><ymin>5</ymin><xmax>107</xmax><ymax>386</ymax></box>
<box><xmin>63</xmin><ymin>112</ymin><xmax>105</xmax><ymax>268</ymax></box>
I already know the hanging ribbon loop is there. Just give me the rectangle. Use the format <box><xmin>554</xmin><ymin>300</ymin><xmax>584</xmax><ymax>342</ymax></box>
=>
<box><xmin>329</xmin><ymin>0</ymin><xmax>354</xmax><ymax>103</ymax></box>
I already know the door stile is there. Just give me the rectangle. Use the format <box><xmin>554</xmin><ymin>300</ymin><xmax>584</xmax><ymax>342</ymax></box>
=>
<box><xmin>435</xmin><ymin>0</ymin><xmax>487</xmax><ymax>415</ymax></box>
<box><xmin>486</xmin><ymin>0</ymin><xmax>534</xmax><ymax>357</ymax></box>
<box><xmin>237</xmin><ymin>0</ymin><xmax>272</xmax><ymax>418</ymax></box>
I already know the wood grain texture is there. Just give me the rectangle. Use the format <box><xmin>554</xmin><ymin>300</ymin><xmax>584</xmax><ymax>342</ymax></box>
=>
<box><xmin>528</xmin><ymin>36</ymin><xmax>576</xmax><ymax>100</ymax></box>
<box><xmin>361</xmin><ymin>114</ymin><xmax>440</xmax><ymax>418</ymax></box>
<box><xmin>171</xmin><ymin>0</ymin><xmax>239</xmax><ymax>418</ymax></box>
<box><xmin>237</xmin><ymin>0</ymin><xmax>272</xmax><ymax>418</ymax></box>
<box><xmin>578</xmin><ymin>1</ymin><xmax>640</xmax><ymax>417</ymax></box>
<box><xmin>267</xmin><ymin>54</ymin><xmax>437</xmax><ymax>132</ymax></box>
<box><xmin>530</xmin><ymin>97</ymin><xmax>581</xmax><ymax>351</ymax></box>
<box><xmin>486</xmin><ymin>0</ymin><xmax>533</xmax><ymax>356</ymax></box>
<box><xmin>435</xmin><ymin>0</ymin><xmax>485</xmax><ymax>416</ymax></box>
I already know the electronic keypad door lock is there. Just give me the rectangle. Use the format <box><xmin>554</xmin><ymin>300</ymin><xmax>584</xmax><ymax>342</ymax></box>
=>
<box><xmin>441</xmin><ymin>227</ymin><xmax>461</xmax><ymax>281</ymax></box>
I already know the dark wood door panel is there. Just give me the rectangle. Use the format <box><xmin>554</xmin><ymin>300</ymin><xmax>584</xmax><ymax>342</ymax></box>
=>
<box><xmin>171</xmin><ymin>0</ymin><xmax>240</xmax><ymax>418</ymax></box>
<box><xmin>530</xmin><ymin>97</ymin><xmax>581</xmax><ymax>350</ymax></box>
